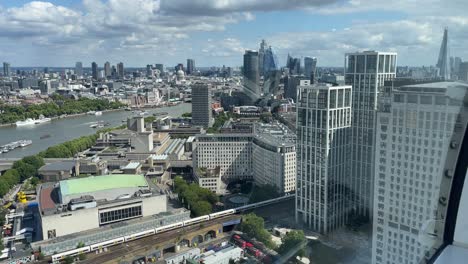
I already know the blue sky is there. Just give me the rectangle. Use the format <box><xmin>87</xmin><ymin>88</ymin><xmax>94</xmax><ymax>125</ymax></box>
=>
<box><xmin>0</xmin><ymin>0</ymin><xmax>466</xmax><ymax>67</ymax></box>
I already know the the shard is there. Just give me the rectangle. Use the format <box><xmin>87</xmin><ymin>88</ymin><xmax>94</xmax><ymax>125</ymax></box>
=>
<box><xmin>436</xmin><ymin>28</ymin><xmax>450</xmax><ymax>80</ymax></box>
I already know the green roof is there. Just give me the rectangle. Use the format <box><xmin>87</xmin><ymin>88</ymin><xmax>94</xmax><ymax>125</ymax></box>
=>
<box><xmin>60</xmin><ymin>174</ymin><xmax>148</xmax><ymax>196</ymax></box>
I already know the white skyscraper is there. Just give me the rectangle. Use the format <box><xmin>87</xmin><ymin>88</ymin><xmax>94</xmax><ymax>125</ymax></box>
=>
<box><xmin>372</xmin><ymin>81</ymin><xmax>468</xmax><ymax>264</ymax></box>
<box><xmin>296</xmin><ymin>81</ymin><xmax>353</xmax><ymax>233</ymax></box>
<box><xmin>344</xmin><ymin>51</ymin><xmax>397</xmax><ymax>218</ymax></box>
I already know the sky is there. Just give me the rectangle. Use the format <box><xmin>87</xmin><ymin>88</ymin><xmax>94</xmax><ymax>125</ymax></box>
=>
<box><xmin>0</xmin><ymin>0</ymin><xmax>467</xmax><ymax>67</ymax></box>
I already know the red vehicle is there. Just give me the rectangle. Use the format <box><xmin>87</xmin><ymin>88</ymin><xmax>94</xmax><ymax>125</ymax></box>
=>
<box><xmin>246</xmin><ymin>247</ymin><xmax>263</xmax><ymax>258</ymax></box>
<box><xmin>245</xmin><ymin>242</ymin><xmax>254</xmax><ymax>248</ymax></box>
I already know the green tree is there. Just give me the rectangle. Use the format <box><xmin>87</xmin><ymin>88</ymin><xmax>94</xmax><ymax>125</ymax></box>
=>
<box><xmin>12</xmin><ymin>160</ymin><xmax>37</xmax><ymax>181</ymax></box>
<box><xmin>78</xmin><ymin>253</ymin><xmax>86</xmax><ymax>261</ymax></box>
<box><xmin>182</xmin><ymin>112</ymin><xmax>192</xmax><ymax>118</ymax></box>
<box><xmin>240</xmin><ymin>213</ymin><xmax>275</xmax><ymax>249</ymax></box>
<box><xmin>144</xmin><ymin>116</ymin><xmax>156</xmax><ymax>124</ymax></box>
<box><xmin>192</xmin><ymin>201</ymin><xmax>212</xmax><ymax>217</ymax></box>
<box><xmin>21</xmin><ymin>155</ymin><xmax>45</xmax><ymax>170</ymax></box>
<box><xmin>277</xmin><ymin>230</ymin><xmax>306</xmax><ymax>257</ymax></box>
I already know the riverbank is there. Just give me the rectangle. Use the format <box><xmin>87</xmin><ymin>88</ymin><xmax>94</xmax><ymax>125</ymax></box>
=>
<box><xmin>0</xmin><ymin>108</ymin><xmax>125</xmax><ymax>128</ymax></box>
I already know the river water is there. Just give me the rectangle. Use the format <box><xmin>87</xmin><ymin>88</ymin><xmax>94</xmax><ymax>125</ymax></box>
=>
<box><xmin>0</xmin><ymin>103</ymin><xmax>191</xmax><ymax>158</ymax></box>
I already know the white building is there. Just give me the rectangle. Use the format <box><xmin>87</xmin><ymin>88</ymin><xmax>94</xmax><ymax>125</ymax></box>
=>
<box><xmin>193</xmin><ymin>122</ymin><xmax>296</xmax><ymax>194</ymax></box>
<box><xmin>372</xmin><ymin>82</ymin><xmax>468</xmax><ymax>264</ymax></box>
<box><xmin>199</xmin><ymin>246</ymin><xmax>244</xmax><ymax>264</ymax></box>
<box><xmin>253</xmin><ymin>123</ymin><xmax>296</xmax><ymax>193</ymax></box>
<box><xmin>295</xmin><ymin>83</ymin><xmax>353</xmax><ymax>233</ymax></box>
<box><xmin>344</xmin><ymin>51</ymin><xmax>397</xmax><ymax>218</ymax></box>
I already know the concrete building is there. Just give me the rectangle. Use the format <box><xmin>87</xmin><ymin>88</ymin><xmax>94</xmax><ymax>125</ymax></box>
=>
<box><xmin>253</xmin><ymin>123</ymin><xmax>296</xmax><ymax>193</ymax></box>
<box><xmin>459</xmin><ymin>62</ymin><xmax>468</xmax><ymax>82</ymax></box>
<box><xmin>243</xmin><ymin>50</ymin><xmax>261</xmax><ymax>99</ymax></box>
<box><xmin>38</xmin><ymin>174</ymin><xmax>167</xmax><ymax>239</ymax></box>
<box><xmin>345</xmin><ymin>51</ymin><xmax>397</xmax><ymax>218</ymax></box>
<box><xmin>38</xmin><ymin>161</ymin><xmax>76</xmax><ymax>182</ymax></box>
<box><xmin>295</xmin><ymin>84</ymin><xmax>353</xmax><ymax>233</ymax></box>
<box><xmin>197</xmin><ymin>246</ymin><xmax>243</xmax><ymax>264</ymax></box>
<box><xmin>104</xmin><ymin>61</ymin><xmax>111</xmax><ymax>78</ymax></box>
<box><xmin>193</xmin><ymin>122</ymin><xmax>296</xmax><ymax>194</ymax></box>
<box><xmin>194</xmin><ymin>167</ymin><xmax>224</xmax><ymax>194</ymax></box>
<box><xmin>191</xmin><ymin>83</ymin><xmax>212</xmax><ymax>128</ymax></box>
<box><xmin>371</xmin><ymin>81</ymin><xmax>468</xmax><ymax>264</ymax></box>
<box><xmin>75</xmin><ymin>62</ymin><xmax>83</xmax><ymax>77</ymax></box>
<box><xmin>91</xmin><ymin>62</ymin><xmax>98</xmax><ymax>80</ymax></box>
<box><xmin>285</xmin><ymin>76</ymin><xmax>309</xmax><ymax>102</ymax></box>
<box><xmin>3</xmin><ymin>62</ymin><xmax>11</xmax><ymax>77</ymax></box>
<box><xmin>117</xmin><ymin>62</ymin><xmax>124</xmax><ymax>78</ymax></box>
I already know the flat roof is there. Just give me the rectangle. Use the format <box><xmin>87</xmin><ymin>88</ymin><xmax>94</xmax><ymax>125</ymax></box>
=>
<box><xmin>60</xmin><ymin>174</ymin><xmax>148</xmax><ymax>197</ymax></box>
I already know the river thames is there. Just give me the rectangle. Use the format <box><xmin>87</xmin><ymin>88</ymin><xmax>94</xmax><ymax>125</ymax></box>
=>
<box><xmin>0</xmin><ymin>103</ymin><xmax>191</xmax><ymax>158</ymax></box>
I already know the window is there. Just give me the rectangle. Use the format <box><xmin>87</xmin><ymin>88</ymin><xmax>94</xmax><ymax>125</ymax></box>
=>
<box><xmin>99</xmin><ymin>205</ymin><xmax>143</xmax><ymax>225</ymax></box>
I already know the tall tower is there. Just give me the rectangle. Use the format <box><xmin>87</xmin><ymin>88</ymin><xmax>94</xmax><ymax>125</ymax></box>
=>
<box><xmin>344</xmin><ymin>51</ymin><xmax>397</xmax><ymax>219</ymax></box>
<box><xmin>187</xmin><ymin>59</ymin><xmax>195</xmax><ymax>75</ymax></box>
<box><xmin>296</xmin><ymin>82</ymin><xmax>353</xmax><ymax>233</ymax></box>
<box><xmin>258</xmin><ymin>40</ymin><xmax>267</xmax><ymax>76</ymax></box>
<box><xmin>91</xmin><ymin>62</ymin><xmax>98</xmax><ymax>80</ymax></box>
<box><xmin>75</xmin><ymin>62</ymin><xmax>83</xmax><ymax>77</ymax></box>
<box><xmin>104</xmin><ymin>61</ymin><xmax>111</xmax><ymax>78</ymax></box>
<box><xmin>436</xmin><ymin>28</ymin><xmax>450</xmax><ymax>80</ymax></box>
<box><xmin>191</xmin><ymin>83</ymin><xmax>212</xmax><ymax>128</ymax></box>
<box><xmin>3</xmin><ymin>62</ymin><xmax>11</xmax><ymax>77</ymax></box>
<box><xmin>243</xmin><ymin>50</ymin><xmax>260</xmax><ymax>99</ymax></box>
<box><xmin>304</xmin><ymin>57</ymin><xmax>318</xmax><ymax>81</ymax></box>
<box><xmin>117</xmin><ymin>62</ymin><xmax>124</xmax><ymax>79</ymax></box>
<box><xmin>372</xmin><ymin>81</ymin><xmax>468</xmax><ymax>264</ymax></box>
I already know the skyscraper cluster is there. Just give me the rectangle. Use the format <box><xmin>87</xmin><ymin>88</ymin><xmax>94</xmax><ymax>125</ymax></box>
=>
<box><xmin>88</xmin><ymin>61</ymin><xmax>124</xmax><ymax>80</ymax></box>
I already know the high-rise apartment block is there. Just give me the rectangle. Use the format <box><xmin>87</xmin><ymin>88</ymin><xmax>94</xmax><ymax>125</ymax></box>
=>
<box><xmin>104</xmin><ymin>61</ymin><xmax>111</xmax><ymax>78</ymax></box>
<box><xmin>372</xmin><ymin>81</ymin><xmax>468</xmax><ymax>264</ymax></box>
<box><xmin>304</xmin><ymin>57</ymin><xmax>318</xmax><ymax>81</ymax></box>
<box><xmin>191</xmin><ymin>83</ymin><xmax>212</xmax><ymax>128</ymax></box>
<box><xmin>296</xmin><ymin>83</ymin><xmax>353</xmax><ymax>233</ymax></box>
<box><xmin>345</xmin><ymin>51</ymin><xmax>397</xmax><ymax>218</ymax></box>
<box><xmin>117</xmin><ymin>62</ymin><xmax>124</xmax><ymax>78</ymax></box>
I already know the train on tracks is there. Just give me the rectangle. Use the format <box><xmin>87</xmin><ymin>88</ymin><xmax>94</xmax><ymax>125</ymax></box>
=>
<box><xmin>51</xmin><ymin>195</ymin><xmax>292</xmax><ymax>262</ymax></box>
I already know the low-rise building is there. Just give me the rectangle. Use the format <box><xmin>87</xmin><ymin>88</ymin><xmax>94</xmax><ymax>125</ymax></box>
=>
<box><xmin>38</xmin><ymin>174</ymin><xmax>167</xmax><ymax>239</ymax></box>
<box><xmin>193</xmin><ymin>167</ymin><xmax>224</xmax><ymax>194</ymax></box>
<box><xmin>38</xmin><ymin>161</ymin><xmax>76</xmax><ymax>182</ymax></box>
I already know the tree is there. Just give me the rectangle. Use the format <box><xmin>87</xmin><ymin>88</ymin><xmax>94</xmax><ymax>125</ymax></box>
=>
<box><xmin>21</xmin><ymin>155</ymin><xmax>45</xmax><ymax>170</ymax></box>
<box><xmin>78</xmin><ymin>253</ymin><xmax>87</xmax><ymax>261</ymax></box>
<box><xmin>192</xmin><ymin>201</ymin><xmax>212</xmax><ymax>217</ymax></box>
<box><xmin>182</xmin><ymin>112</ymin><xmax>192</xmax><ymax>118</ymax></box>
<box><xmin>277</xmin><ymin>230</ymin><xmax>306</xmax><ymax>257</ymax></box>
<box><xmin>240</xmin><ymin>213</ymin><xmax>275</xmax><ymax>249</ymax></box>
<box><xmin>12</xmin><ymin>161</ymin><xmax>37</xmax><ymax>181</ymax></box>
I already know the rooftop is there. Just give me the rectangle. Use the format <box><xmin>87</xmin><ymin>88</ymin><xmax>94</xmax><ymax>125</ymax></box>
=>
<box><xmin>39</xmin><ymin>161</ymin><xmax>75</xmax><ymax>172</ymax></box>
<box><xmin>60</xmin><ymin>174</ymin><xmax>148</xmax><ymax>197</ymax></box>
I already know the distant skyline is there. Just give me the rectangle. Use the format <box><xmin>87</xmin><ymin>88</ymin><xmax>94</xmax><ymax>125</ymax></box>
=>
<box><xmin>0</xmin><ymin>0</ymin><xmax>467</xmax><ymax>67</ymax></box>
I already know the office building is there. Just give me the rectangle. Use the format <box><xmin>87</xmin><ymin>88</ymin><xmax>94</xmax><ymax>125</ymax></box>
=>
<box><xmin>117</xmin><ymin>62</ymin><xmax>124</xmax><ymax>78</ymax></box>
<box><xmin>191</xmin><ymin>83</ymin><xmax>212</xmax><ymax>128</ymax></box>
<box><xmin>371</xmin><ymin>81</ymin><xmax>468</xmax><ymax>264</ymax></box>
<box><xmin>287</xmin><ymin>55</ymin><xmax>301</xmax><ymax>75</ymax></box>
<box><xmin>259</xmin><ymin>39</ymin><xmax>267</xmax><ymax>76</ymax></box>
<box><xmin>91</xmin><ymin>62</ymin><xmax>98</xmax><ymax>80</ymax></box>
<box><xmin>187</xmin><ymin>59</ymin><xmax>195</xmax><ymax>75</ymax></box>
<box><xmin>104</xmin><ymin>61</ymin><xmax>111</xmax><ymax>77</ymax></box>
<box><xmin>3</xmin><ymin>62</ymin><xmax>11</xmax><ymax>77</ymax></box>
<box><xmin>459</xmin><ymin>62</ymin><xmax>468</xmax><ymax>82</ymax></box>
<box><xmin>146</xmin><ymin>64</ymin><xmax>153</xmax><ymax>78</ymax></box>
<box><xmin>253</xmin><ymin>123</ymin><xmax>296</xmax><ymax>193</ymax></box>
<box><xmin>304</xmin><ymin>57</ymin><xmax>318</xmax><ymax>81</ymax></box>
<box><xmin>193</xmin><ymin>122</ymin><xmax>296</xmax><ymax>194</ymax></box>
<box><xmin>243</xmin><ymin>50</ymin><xmax>261</xmax><ymax>99</ymax></box>
<box><xmin>345</xmin><ymin>51</ymin><xmax>397</xmax><ymax>218</ymax></box>
<box><xmin>284</xmin><ymin>75</ymin><xmax>309</xmax><ymax>102</ymax></box>
<box><xmin>295</xmin><ymin>83</ymin><xmax>353</xmax><ymax>233</ymax></box>
<box><xmin>75</xmin><ymin>62</ymin><xmax>83</xmax><ymax>77</ymax></box>
<box><xmin>155</xmin><ymin>64</ymin><xmax>164</xmax><ymax>75</ymax></box>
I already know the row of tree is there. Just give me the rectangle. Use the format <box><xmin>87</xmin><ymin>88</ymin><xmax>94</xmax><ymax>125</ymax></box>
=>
<box><xmin>173</xmin><ymin>176</ymin><xmax>219</xmax><ymax>217</ymax></box>
<box><xmin>0</xmin><ymin>95</ymin><xmax>125</xmax><ymax>124</ymax></box>
<box><xmin>0</xmin><ymin>155</ymin><xmax>45</xmax><ymax>197</ymax></box>
<box><xmin>0</xmin><ymin>126</ymin><xmax>121</xmax><ymax>198</ymax></box>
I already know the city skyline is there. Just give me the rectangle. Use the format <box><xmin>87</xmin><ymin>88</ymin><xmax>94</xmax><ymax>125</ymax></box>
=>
<box><xmin>0</xmin><ymin>0</ymin><xmax>467</xmax><ymax>67</ymax></box>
